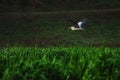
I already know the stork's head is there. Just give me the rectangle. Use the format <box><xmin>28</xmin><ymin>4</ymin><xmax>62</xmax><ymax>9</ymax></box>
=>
<box><xmin>69</xmin><ymin>26</ymin><xmax>75</xmax><ymax>30</ymax></box>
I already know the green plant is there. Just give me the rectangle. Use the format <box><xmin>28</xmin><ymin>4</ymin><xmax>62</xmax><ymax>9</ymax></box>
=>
<box><xmin>0</xmin><ymin>47</ymin><xmax>120</xmax><ymax>80</ymax></box>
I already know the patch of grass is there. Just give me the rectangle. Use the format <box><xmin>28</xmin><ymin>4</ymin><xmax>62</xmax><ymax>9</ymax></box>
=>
<box><xmin>0</xmin><ymin>47</ymin><xmax>120</xmax><ymax>80</ymax></box>
<box><xmin>0</xmin><ymin>11</ymin><xmax>120</xmax><ymax>47</ymax></box>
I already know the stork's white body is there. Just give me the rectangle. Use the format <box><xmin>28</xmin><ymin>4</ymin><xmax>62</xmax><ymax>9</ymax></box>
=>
<box><xmin>69</xmin><ymin>26</ymin><xmax>84</xmax><ymax>31</ymax></box>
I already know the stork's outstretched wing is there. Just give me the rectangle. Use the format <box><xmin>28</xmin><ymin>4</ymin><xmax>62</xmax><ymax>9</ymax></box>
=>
<box><xmin>80</xmin><ymin>18</ymin><xmax>88</xmax><ymax>28</ymax></box>
<box><xmin>67</xmin><ymin>19</ymin><xmax>79</xmax><ymax>28</ymax></box>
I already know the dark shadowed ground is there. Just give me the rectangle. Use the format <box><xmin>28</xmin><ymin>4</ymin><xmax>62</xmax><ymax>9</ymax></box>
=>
<box><xmin>0</xmin><ymin>9</ymin><xmax>120</xmax><ymax>47</ymax></box>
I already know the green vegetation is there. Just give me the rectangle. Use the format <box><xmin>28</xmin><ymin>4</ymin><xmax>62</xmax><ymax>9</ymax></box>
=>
<box><xmin>0</xmin><ymin>47</ymin><xmax>120</xmax><ymax>80</ymax></box>
<box><xmin>0</xmin><ymin>10</ymin><xmax>120</xmax><ymax>80</ymax></box>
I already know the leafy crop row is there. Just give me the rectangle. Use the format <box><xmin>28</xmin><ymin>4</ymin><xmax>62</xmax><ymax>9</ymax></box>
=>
<box><xmin>0</xmin><ymin>47</ymin><xmax>120</xmax><ymax>80</ymax></box>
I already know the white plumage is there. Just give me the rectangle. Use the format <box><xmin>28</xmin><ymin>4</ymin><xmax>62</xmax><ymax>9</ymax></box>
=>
<box><xmin>69</xmin><ymin>26</ymin><xmax>84</xmax><ymax>31</ymax></box>
<box><xmin>68</xmin><ymin>19</ymin><xmax>87</xmax><ymax>31</ymax></box>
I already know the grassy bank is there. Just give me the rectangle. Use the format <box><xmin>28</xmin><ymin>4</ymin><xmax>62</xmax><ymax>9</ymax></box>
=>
<box><xmin>0</xmin><ymin>10</ymin><xmax>120</xmax><ymax>47</ymax></box>
<box><xmin>0</xmin><ymin>47</ymin><xmax>120</xmax><ymax>80</ymax></box>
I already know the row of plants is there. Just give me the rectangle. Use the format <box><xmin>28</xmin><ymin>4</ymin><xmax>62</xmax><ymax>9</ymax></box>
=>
<box><xmin>0</xmin><ymin>47</ymin><xmax>120</xmax><ymax>80</ymax></box>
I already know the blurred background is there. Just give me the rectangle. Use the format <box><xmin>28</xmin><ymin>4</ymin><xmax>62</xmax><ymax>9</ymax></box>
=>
<box><xmin>0</xmin><ymin>0</ymin><xmax>120</xmax><ymax>47</ymax></box>
<box><xmin>0</xmin><ymin>0</ymin><xmax>120</xmax><ymax>12</ymax></box>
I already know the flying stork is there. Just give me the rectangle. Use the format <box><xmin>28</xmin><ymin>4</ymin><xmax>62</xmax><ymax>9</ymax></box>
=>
<box><xmin>68</xmin><ymin>18</ymin><xmax>88</xmax><ymax>31</ymax></box>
